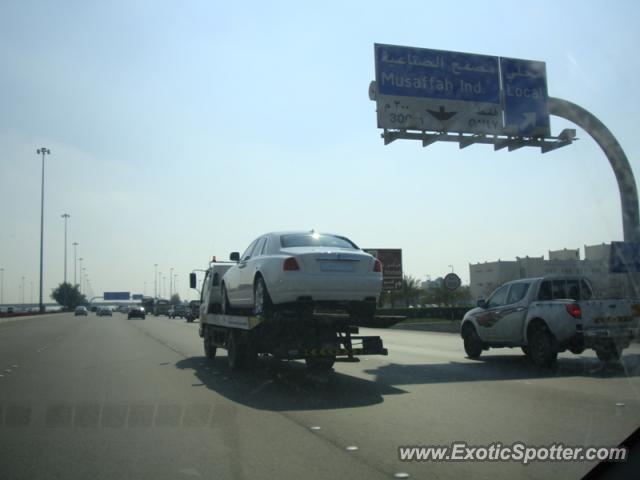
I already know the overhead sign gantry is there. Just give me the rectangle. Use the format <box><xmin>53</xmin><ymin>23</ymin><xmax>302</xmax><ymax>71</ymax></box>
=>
<box><xmin>370</xmin><ymin>43</ymin><xmax>573</xmax><ymax>152</ymax></box>
<box><xmin>369</xmin><ymin>42</ymin><xmax>640</xmax><ymax>276</ymax></box>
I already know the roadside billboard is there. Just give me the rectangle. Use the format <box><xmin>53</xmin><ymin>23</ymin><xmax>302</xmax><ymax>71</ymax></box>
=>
<box><xmin>364</xmin><ymin>248</ymin><xmax>403</xmax><ymax>290</ymax></box>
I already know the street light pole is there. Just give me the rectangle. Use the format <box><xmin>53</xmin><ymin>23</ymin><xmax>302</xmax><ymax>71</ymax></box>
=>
<box><xmin>72</xmin><ymin>242</ymin><xmax>78</xmax><ymax>286</ymax></box>
<box><xmin>448</xmin><ymin>265</ymin><xmax>454</xmax><ymax>273</ymax></box>
<box><xmin>154</xmin><ymin>264</ymin><xmax>158</xmax><ymax>299</ymax></box>
<box><xmin>37</xmin><ymin>147</ymin><xmax>50</xmax><ymax>313</ymax></box>
<box><xmin>169</xmin><ymin>267</ymin><xmax>174</xmax><ymax>297</ymax></box>
<box><xmin>78</xmin><ymin>258</ymin><xmax>83</xmax><ymax>293</ymax></box>
<box><xmin>174</xmin><ymin>274</ymin><xmax>178</xmax><ymax>299</ymax></box>
<box><xmin>61</xmin><ymin>213</ymin><xmax>70</xmax><ymax>283</ymax></box>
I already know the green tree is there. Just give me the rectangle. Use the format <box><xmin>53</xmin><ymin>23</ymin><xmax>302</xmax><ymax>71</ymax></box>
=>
<box><xmin>51</xmin><ymin>282</ymin><xmax>87</xmax><ymax>309</ymax></box>
<box><xmin>170</xmin><ymin>293</ymin><xmax>182</xmax><ymax>305</ymax></box>
<box><xmin>422</xmin><ymin>284</ymin><xmax>473</xmax><ymax>307</ymax></box>
<box><xmin>399</xmin><ymin>275</ymin><xmax>422</xmax><ymax>307</ymax></box>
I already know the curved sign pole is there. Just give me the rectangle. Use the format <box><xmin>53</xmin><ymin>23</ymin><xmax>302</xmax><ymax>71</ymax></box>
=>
<box><xmin>548</xmin><ymin>97</ymin><xmax>640</xmax><ymax>243</ymax></box>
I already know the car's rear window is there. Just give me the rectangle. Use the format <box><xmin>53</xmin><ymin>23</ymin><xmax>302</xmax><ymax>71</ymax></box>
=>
<box><xmin>280</xmin><ymin>234</ymin><xmax>357</xmax><ymax>249</ymax></box>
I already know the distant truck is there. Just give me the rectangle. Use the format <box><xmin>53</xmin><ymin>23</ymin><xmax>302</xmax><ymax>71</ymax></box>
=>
<box><xmin>461</xmin><ymin>276</ymin><xmax>640</xmax><ymax>367</ymax></box>
<box><xmin>190</xmin><ymin>258</ymin><xmax>398</xmax><ymax>371</ymax></box>
<box><xmin>141</xmin><ymin>297</ymin><xmax>154</xmax><ymax>315</ymax></box>
<box><xmin>169</xmin><ymin>304</ymin><xmax>186</xmax><ymax>319</ymax></box>
<box><xmin>153</xmin><ymin>299</ymin><xmax>170</xmax><ymax>316</ymax></box>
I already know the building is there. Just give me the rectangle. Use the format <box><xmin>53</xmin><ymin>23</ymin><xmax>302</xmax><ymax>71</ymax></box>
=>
<box><xmin>469</xmin><ymin>243</ymin><xmax>637</xmax><ymax>300</ymax></box>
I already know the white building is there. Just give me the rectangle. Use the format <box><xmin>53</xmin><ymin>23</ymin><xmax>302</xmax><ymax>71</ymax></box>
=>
<box><xmin>469</xmin><ymin>243</ymin><xmax>637</xmax><ymax>300</ymax></box>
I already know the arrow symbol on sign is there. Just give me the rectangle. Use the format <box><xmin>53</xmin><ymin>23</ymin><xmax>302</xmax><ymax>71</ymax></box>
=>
<box><xmin>427</xmin><ymin>106</ymin><xmax>457</xmax><ymax>122</ymax></box>
<box><xmin>520</xmin><ymin>112</ymin><xmax>536</xmax><ymax>131</ymax></box>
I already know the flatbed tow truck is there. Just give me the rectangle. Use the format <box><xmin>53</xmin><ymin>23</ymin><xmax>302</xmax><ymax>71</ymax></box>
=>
<box><xmin>190</xmin><ymin>260</ymin><xmax>402</xmax><ymax>371</ymax></box>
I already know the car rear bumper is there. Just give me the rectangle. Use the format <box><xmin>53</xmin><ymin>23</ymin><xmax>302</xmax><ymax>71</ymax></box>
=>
<box><xmin>268</xmin><ymin>273</ymin><xmax>381</xmax><ymax>305</ymax></box>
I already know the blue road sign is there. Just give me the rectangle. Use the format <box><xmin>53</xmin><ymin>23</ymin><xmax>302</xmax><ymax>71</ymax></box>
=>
<box><xmin>104</xmin><ymin>292</ymin><xmax>131</xmax><ymax>301</ymax></box>
<box><xmin>375</xmin><ymin>44</ymin><xmax>502</xmax><ymax>134</ymax></box>
<box><xmin>610</xmin><ymin>242</ymin><xmax>640</xmax><ymax>273</ymax></box>
<box><xmin>500</xmin><ymin>57</ymin><xmax>550</xmax><ymax>137</ymax></box>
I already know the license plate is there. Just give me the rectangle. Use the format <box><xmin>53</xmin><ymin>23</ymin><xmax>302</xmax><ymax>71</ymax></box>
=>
<box><xmin>318</xmin><ymin>261</ymin><xmax>355</xmax><ymax>272</ymax></box>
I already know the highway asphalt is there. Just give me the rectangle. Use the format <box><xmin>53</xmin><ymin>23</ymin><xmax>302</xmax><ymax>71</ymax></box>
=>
<box><xmin>0</xmin><ymin>312</ymin><xmax>638</xmax><ymax>480</ymax></box>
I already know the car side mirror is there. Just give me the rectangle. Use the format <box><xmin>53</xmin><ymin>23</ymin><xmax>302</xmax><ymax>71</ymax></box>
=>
<box><xmin>477</xmin><ymin>299</ymin><xmax>487</xmax><ymax>309</ymax></box>
<box><xmin>230</xmin><ymin>252</ymin><xmax>240</xmax><ymax>262</ymax></box>
<box><xmin>189</xmin><ymin>272</ymin><xmax>196</xmax><ymax>289</ymax></box>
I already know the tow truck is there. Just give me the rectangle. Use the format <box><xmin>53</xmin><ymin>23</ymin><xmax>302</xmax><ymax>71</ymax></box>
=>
<box><xmin>189</xmin><ymin>258</ymin><xmax>401</xmax><ymax>370</ymax></box>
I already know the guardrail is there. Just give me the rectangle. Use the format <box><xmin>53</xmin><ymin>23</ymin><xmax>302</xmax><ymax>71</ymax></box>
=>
<box><xmin>378</xmin><ymin>306</ymin><xmax>473</xmax><ymax>320</ymax></box>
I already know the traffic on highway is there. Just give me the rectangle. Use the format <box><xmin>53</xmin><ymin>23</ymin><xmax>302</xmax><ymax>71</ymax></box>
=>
<box><xmin>1</xmin><ymin>2</ymin><xmax>639</xmax><ymax>480</ymax></box>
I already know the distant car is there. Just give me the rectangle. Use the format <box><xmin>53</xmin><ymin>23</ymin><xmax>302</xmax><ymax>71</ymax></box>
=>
<box><xmin>75</xmin><ymin>306</ymin><xmax>88</xmax><ymax>316</ymax></box>
<box><xmin>97</xmin><ymin>306</ymin><xmax>112</xmax><ymax>317</ymax></box>
<box><xmin>220</xmin><ymin>231</ymin><xmax>382</xmax><ymax>321</ymax></box>
<box><xmin>117</xmin><ymin>305</ymin><xmax>129</xmax><ymax>314</ymax></box>
<box><xmin>128</xmin><ymin>306</ymin><xmax>146</xmax><ymax>319</ymax></box>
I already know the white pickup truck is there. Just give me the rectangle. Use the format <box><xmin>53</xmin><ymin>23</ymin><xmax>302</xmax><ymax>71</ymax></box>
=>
<box><xmin>461</xmin><ymin>276</ymin><xmax>640</xmax><ymax>367</ymax></box>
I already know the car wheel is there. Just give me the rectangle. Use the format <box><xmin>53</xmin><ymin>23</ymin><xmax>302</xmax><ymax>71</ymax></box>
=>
<box><xmin>305</xmin><ymin>356</ymin><xmax>335</xmax><ymax>371</ymax></box>
<box><xmin>595</xmin><ymin>341</ymin><xmax>622</xmax><ymax>363</ymax></box>
<box><xmin>528</xmin><ymin>324</ymin><xmax>558</xmax><ymax>368</ymax></box>
<box><xmin>253</xmin><ymin>276</ymin><xmax>273</xmax><ymax>320</ymax></box>
<box><xmin>462</xmin><ymin>325</ymin><xmax>483</xmax><ymax>359</ymax></box>
<box><xmin>221</xmin><ymin>283</ymin><xmax>232</xmax><ymax>315</ymax></box>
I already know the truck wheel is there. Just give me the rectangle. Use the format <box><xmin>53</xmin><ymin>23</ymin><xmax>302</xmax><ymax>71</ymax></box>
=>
<box><xmin>462</xmin><ymin>326</ymin><xmax>483</xmax><ymax>359</ymax></box>
<box><xmin>595</xmin><ymin>341</ymin><xmax>622</xmax><ymax>363</ymax></box>
<box><xmin>528</xmin><ymin>324</ymin><xmax>558</xmax><ymax>368</ymax></box>
<box><xmin>204</xmin><ymin>328</ymin><xmax>217</xmax><ymax>360</ymax></box>
<box><xmin>227</xmin><ymin>331</ymin><xmax>245</xmax><ymax>370</ymax></box>
<box><xmin>306</xmin><ymin>356</ymin><xmax>335</xmax><ymax>371</ymax></box>
<box><xmin>253</xmin><ymin>276</ymin><xmax>273</xmax><ymax>320</ymax></box>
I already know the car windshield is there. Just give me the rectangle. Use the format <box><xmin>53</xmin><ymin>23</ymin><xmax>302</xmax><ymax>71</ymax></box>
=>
<box><xmin>280</xmin><ymin>234</ymin><xmax>357</xmax><ymax>249</ymax></box>
<box><xmin>1</xmin><ymin>3</ymin><xmax>638</xmax><ymax>480</ymax></box>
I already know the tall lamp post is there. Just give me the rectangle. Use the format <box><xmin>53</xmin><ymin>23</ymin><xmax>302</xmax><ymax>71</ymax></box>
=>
<box><xmin>78</xmin><ymin>258</ymin><xmax>83</xmax><ymax>293</ymax></box>
<box><xmin>174</xmin><ymin>274</ymin><xmax>178</xmax><ymax>300</ymax></box>
<box><xmin>73</xmin><ymin>242</ymin><xmax>79</xmax><ymax>286</ymax></box>
<box><xmin>154</xmin><ymin>264</ymin><xmax>158</xmax><ymax>299</ymax></box>
<box><xmin>61</xmin><ymin>214</ymin><xmax>70</xmax><ymax>283</ymax></box>
<box><xmin>169</xmin><ymin>267</ymin><xmax>174</xmax><ymax>297</ymax></box>
<box><xmin>37</xmin><ymin>147</ymin><xmax>50</xmax><ymax>313</ymax></box>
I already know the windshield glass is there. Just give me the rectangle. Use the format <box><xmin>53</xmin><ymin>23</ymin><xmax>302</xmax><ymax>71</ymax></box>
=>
<box><xmin>280</xmin><ymin>234</ymin><xmax>357</xmax><ymax>249</ymax></box>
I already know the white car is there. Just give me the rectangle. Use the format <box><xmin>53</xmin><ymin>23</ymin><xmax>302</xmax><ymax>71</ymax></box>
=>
<box><xmin>220</xmin><ymin>231</ymin><xmax>382</xmax><ymax>320</ymax></box>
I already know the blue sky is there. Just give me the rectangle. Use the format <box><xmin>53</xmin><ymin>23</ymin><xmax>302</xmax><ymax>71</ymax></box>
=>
<box><xmin>1</xmin><ymin>0</ymin><xmax>639</xmax><ymax>302</ymax></box>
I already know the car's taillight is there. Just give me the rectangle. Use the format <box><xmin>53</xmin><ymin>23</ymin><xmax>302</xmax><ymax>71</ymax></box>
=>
<box><xmin>373</xmin><ymin>259</ymin><xmax>382</xmax><ymax>272</ymax></box>
<box><xmin>283</xmin><ymin>257</ymin><xmax>300</xmax><ymax>271</ymax></box>
<box><xmin>566</xmin><ymin>303</ymin><xmax>582</xmax><ymax>319</ymax></box>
